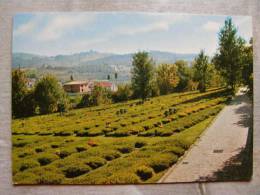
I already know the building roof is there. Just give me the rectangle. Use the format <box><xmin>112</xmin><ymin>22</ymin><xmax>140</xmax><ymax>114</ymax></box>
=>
<box><xmin>63</xmin><ymin>80</ymin><xmax>88</xmax><ymax>86</ymax></box>
<box><xmin>95</xmin><ymin>81</ymin><xmax>113</xmax><ymax>88</ymax></box>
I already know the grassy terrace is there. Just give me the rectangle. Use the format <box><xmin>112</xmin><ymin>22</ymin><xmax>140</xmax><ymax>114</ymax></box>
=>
<box><xmin>12</xmin><ymin>87</ymin><xmax>229</xmax><ymax>184</ymax></box>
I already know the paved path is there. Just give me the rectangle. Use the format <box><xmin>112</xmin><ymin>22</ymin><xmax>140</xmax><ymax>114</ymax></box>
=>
<box><xmin>159</xmin><ymin>88</ymin><xmax>252</xmax><ymax>183</ymax></box>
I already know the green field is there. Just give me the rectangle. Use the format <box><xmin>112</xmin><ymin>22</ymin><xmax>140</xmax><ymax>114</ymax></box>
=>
<box><xmin>12</xmin><ymin>87</ymin><xmax>229</xmax><ymax>184</ymax></box>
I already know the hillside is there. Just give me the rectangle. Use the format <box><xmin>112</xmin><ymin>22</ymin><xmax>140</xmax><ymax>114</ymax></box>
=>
<box><xmin>12</xmin><ymin>88</ymin><xmax>229</xmax><ymax>184</ymax></box>
<box><xmin>12</xmin><ymin>50</ymin><xmax>196</xmax><ymax>68</ymax></box>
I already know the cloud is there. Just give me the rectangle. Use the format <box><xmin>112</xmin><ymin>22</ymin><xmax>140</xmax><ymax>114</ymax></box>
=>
<box><xmin>202</xmin><ymin>21</ymin><xmax>221</xmax><ymax>32</ymax></box>
<box><xmin>37</xmin><ymin>13</ymin><xmax>96</xmax><ymax>41</ymax></box>
<box><xmin>14</xmin><ymin>16</ymin><xmax>43</xmax><ymax>36</ymax></box>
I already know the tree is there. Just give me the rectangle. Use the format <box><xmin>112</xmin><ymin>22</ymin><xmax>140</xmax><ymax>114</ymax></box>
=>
<box><xmin>34</xmin><ymin>75</ymin><xmax>66</xmax><ymax>114</ymax></box>
<box><xmin>213</xmin><ymin>17</ymin><xmax>246</xmax><ymax>93</ymax></box>
<box><xmin>131</xmin><ymin>52</ymin><xmax>154</xmax><ymax>100</ymax></box>
<box><xmin>193</xmin><ymin>50</ymin><xmax>211</xmax><ymax>92</ymax></box>
<box><xmin>78</xmin><ymin>86</ymin><xmax>111</xmax><ymax>108</ymax></box>
<box><xmin>12</xmin><ymin>69</ymin><xmax>28</xmax><ymax>118</ymax></box>
<box><xmin>175</xmin><ymin>60</ymin><xmax>192</xmax><ymax>92</ymax></box>
<box><xmin>241</xmin><ymin>38</ymin><xmax>253</xmax><ymax>94</ymax></box>
<box><xmin>112</xmin><ymin>84</ymin><xmax>132</xmax><ymax>102</ymax></box>
<box><xmin>156</xmin><ymin>64</ymin><xmax>179</xmax><ymax>95</ymax></box>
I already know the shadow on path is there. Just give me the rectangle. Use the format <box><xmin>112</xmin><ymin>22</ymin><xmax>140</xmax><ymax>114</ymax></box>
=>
<box><xmin>205</xmin><ymin>114</ymin><xmax>253</xmax><ymax>181</ymax></box>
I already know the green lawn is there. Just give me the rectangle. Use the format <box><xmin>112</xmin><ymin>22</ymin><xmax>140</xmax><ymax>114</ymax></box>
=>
<box><xmin>12</xmin><ymin>87</ymin><xmax>229</xmax><ymax>184</ymax></box>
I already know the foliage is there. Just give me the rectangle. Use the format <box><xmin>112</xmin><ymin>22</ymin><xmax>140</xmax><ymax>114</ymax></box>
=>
<box><xmin>12</xmin><ymin>87</ymin><xmax>228</xmax><ymax>184</ymax></box>
<box><xmin>131</xmin><ymin>52</ymin><xmax>155</xmax><ymax>100</ymax></box>
<box><xmin>112</xmin><ymin>84</ymin><xmax>132</xmax><ymax>102</ymax></box>
<box><xmin>34</xmin><ymin>75</ymin><xmax>67</xmax><ymax>114</ymax></box>
<box><xmin>175</xmin><ymin>60</ymin><xmax>193</xmax><ymax>92</ymax></box>
<box><xmin>213</xmin><ymin>17</ymin><xmax>246</xmax><ymax>92</ymax></box>
<box><xmin>193</xmin><ymin>50</ymin><xmax>211</xmax><ymax>92</ymax></box>
<box><xmin>156</xmin><ymin>64</ymin><xmax>179</xmax><ymax>95</ymax></box>
<box><xmin>78</xmin><ymin>86</ymin><xmax>112</xmax><ymax>108</ymax></box>
<box><xmin>12</xmin><ymin>69</ymin><xmax>28</xmax><ymax>118</ymax></box>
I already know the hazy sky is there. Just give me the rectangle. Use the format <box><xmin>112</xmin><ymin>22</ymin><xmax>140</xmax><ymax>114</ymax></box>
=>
<box><xmin>13</xmin><ymin>12</ymin><xmax>252</xmax><ymax>56</ymax></box>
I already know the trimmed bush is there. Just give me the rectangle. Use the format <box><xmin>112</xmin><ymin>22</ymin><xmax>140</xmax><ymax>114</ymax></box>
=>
<box><xmin>76</xmin><ymin>146</ymin><xmax>87</xmax><ymax>152</ymax></box>
<box><xmin>19</xmin><ymin>160</ymin><xmax>40</xmax><ymax>171</ymax></box>
<box><xmin>37</xmin><ymin>154</ymin><xmax>58</xmax><ymax>166</ymax></box>
<box><xmin>63</xmin><ymin>164</ymin><xmax>90</xmax><ymax>178</ymax></box>
<box><xmin>117</xmin><ymin>146</ymin><xmax>133</xmax><ymax>154</ymax></box>
<box><xmin>36</xmin><ymin>172</ymin><xmax>64</xmax><ymax>184</ymax></box>
<box><xmin>35</xmin><ymin>148</ymin><xmax>44</xmax><ymax>153</ymax></box>
<box><xmin>135</xmin><ymin>141</ymin><xmax>147</xmax><ymax>148</ymax></box>
<box><xmin>136</xmin><ymin>166</ymin><xmax>153</xmax><ymax>181</ymax></box>
<box><xmin>85</xmin><ymin>157</ymin><xmax>106</xmax><ymax>169</ymax></box>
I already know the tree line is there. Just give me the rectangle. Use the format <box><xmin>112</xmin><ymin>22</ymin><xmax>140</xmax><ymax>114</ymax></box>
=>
<box><xmin>12</xmin><ymin>18</ymin><xmax>253</xmax><ymax>118</ymax></box>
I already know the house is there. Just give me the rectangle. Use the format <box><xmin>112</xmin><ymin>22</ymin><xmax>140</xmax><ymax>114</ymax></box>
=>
<box><xmin>63</xmin><ymin>80</ymin><xmax>94</xmax><ymax>93</ymax></box>
<box><xmin>95</xmin><ymin>81</ymin><xmax>118</xmax><ymax>92</ymax></box>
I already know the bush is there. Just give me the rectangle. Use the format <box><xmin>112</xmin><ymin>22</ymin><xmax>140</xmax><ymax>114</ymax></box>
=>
<box><xmin>149</xmin><ymin>154</ymin><xmax>178</xmax><ymax>173</ymax></box>
<box><xmin>76</xmin><ymin>146</ymin><xmax>87</xmax><ymax>152</ymax></box>
<box><xmin>54</xmin><ymin>130</ymin><xmax>72</xmax><ymax>136</ymax></box>
<box><xmin>36</xmin><ymin>172</ymin><xmax>64</xmax><ymax>184</ymax></box>
<box><xmin>85</xmin><ymin>157</ymin><xmax>106</xmax><ymax>169</ymax></box>
<box><xmin>63</xmin><ymin>164</ymin><xmax>90</xmax><ymax>178</ymax></box>
<box><xmin>103</xmin><ymin>151</ymin><xmax>121</xmax><ymax>161</ymax></box>
<box><xmin>117</xmin><ymin>146</ymin><xmax>133</xmax><ymax>154</ymax></box>
<box><xmin>136</xmin><ymin>166</ymin><xmax>153</xmax><ymax>181</ymax></box>
<box><xmin>35</xmin><ymin>148</ymin><xmax>44</xmax><ymax>153</ymax></box>
<box><xmin>37</xmin><ymin>154</ymin><xmax>58</xmax><ymax>166</ymax></box>
<box><xmin>19</xmin><ymin>160</ymin><xmax>40</xmax><ymax>171</ymax></box>
<box><xmin>135</xmin><ymin>141</ymin><xmax>147</xmax><ymax>148</ymax></box>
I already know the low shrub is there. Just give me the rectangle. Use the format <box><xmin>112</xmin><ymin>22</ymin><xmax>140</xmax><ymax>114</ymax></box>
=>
<box><xmin>13</xmin><ymin>141</ymin><xmax>28</xmax><ymax>148</ymax></box>
<box><xmin>85</xmin><ymin>157</ymin><xmax>106</xmax><ymax>169</ymax></box>
<box><xmin>135</xmin><ymin>141</ymin><xmax>147</xmax><ymax>148</ymax></box>
<box><xmin>35</xmin><ymin>148</ymin><xmax>44</xmax><ymax>153</ymax></box>
<box><xmin>117</xmin><ymin>146</ymin><xmax>133</xmax><ymax>154</ymax></box>
<box><xmin>19</xmin><ymin>160</ymin><xmax>40</xmax><ymax>171</ymax></box>
<box><xmin>54</xmin><ymin>130</ymin><xmax>72</xmax><ymax>136</ymax></box>
<box><xmin>103</xmin><ymin>151</ymin><xmax>121</xmax><ymax>161</ymax></box>
<box><xmin>136</xmin><ymin>166</ymin><xmax>153</xmax><ymax>181</ymax></box>
<box><xmin>37</xmin><ymin>153</ymin><xmax>58</xmax><ymax>166</ymax></box>
<box><xmin>149</xmin><ymin>154</ymin><xmax>178</xmax><ymax>173</ymax></box>
<box><xmin>63</xmin><ymin>164</ymin><xmax>90</xmax><ymax>178</ymax></box>
<box><xmin>36</xmin><ymin>172</ymin><xmax>64</xmax><ymax>184</ymax></box>
<box><xmin>76</xmin><ymin>146</ymin><xmax>87</xmax><ymax>152</ymax></box>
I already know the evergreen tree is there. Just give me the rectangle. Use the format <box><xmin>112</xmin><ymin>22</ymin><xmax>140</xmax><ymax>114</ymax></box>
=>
<box><xmin>193</xmin><ymin>50</ymin><xmax>211</xmax><ymax>92</ymax></box>
<box><xmin>131</xmin><ymin>52</ymin><xmax>154</xmax><ymax>100</ymax></box>
<box><xmin>213</xmin><ymin>17</ymin><xmax>245</xmax><ymax>93</ymax></box>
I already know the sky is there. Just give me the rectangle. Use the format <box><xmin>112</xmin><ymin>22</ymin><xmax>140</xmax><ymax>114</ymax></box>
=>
<box><xmin>13</xmin><ymin>12</ymin><xmax>252</xmax><ymax>56</ymax></box>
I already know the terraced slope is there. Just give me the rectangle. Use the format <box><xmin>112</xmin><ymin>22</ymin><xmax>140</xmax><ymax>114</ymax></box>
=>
<box><xmin>12</xmin><ymin>87</ymin><xmax>229</xmax><ymax>184</ymax></box>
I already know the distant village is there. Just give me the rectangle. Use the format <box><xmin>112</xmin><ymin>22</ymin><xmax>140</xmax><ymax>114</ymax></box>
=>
<box><xmin>26</xmin><ymin>78</ymin><xmax>118</xmax><ymax>94</ymax></box>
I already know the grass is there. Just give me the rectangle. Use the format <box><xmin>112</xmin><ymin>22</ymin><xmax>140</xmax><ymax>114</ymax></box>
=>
<box><xmin>12</xmin><ymin>87</ymin><xmax>229</xmax><ymax>184</ymax></box>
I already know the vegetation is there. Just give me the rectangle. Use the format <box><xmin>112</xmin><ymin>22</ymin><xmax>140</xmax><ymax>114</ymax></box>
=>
<box><xmin>156</xmin><ymin>64</ymin><xmax>179</xmax><ymax>95</ymax></box>
<box><xmin>193</xmin><ymin>50</ymin><xmax>211</xmax><ymax>92</ymax></box>
<box><xmin>131</xmin><ymin>52</ymin><xmax>155</xmax><ymax>100</ymax></box>
<box><xmin>12</xmin><ymin>87</ymin><xmax>229</xmax><ymax>184</ymax></box>
<box><xmin>213</xmin><ymin>18</ymin><xmax>247</xmax><ymax>93</ymax></box>
<box><xmin>11</xmin><ymin>17</ymin><xmax>253</xmax><ymax>184</ymax></box>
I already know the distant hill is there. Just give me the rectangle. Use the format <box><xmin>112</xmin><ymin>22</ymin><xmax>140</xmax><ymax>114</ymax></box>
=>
<box><xmin>12</xmin><ymin>50</ymin><xmax>196</xmax><ymax>69</ymax></box>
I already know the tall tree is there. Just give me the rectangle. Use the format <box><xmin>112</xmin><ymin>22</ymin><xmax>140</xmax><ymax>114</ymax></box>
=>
<box><xmin>213</xmin><ymin>17</ymin><xmax>245</xmax><ymax>92</ymax></box>
<box><xmin>131</xmin><ymin>52</ymin><xmax>154</xmax><ymax>100</ymax></box>
<box><xmin>34</xmin><ymin>75</ymin><xmax>67</xmax><ymax>114</ymax></box>
<box><xmin>193</xmin><ymin>50</ymin><xmax>211</xmax><ymax>92</ymax></box>
<box><xmin>156</xmin><ymin>64</ymin><xmax>179</xmax><ymax>95</ymax></box>
<box><xmin>12</xmin><ymin>69</ymin><xmax>28</xmax><ymax>118</ymax></box>
<box><xmin>175</xmin><ymin>60</ymin><xmax>192</xmax><ymax>92</ymax></box>
<box><xmin>241</xmin><ymin>38</ymin><xmax>253</xmax><ymax>94</ymax></box>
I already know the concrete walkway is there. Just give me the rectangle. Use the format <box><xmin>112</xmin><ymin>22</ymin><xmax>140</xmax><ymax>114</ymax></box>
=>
<box><xmin>159</xmin><ymin>88</ymin><xmax>252</xmax><ymax>183</ymax></box>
